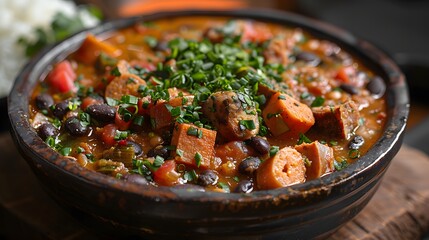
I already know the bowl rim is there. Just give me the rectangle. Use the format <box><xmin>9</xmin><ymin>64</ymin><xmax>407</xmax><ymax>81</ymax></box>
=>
<box><xmin>8</xmin><ymin>8</ymin><xmax>409</xmax><ymax>203</ymax></box>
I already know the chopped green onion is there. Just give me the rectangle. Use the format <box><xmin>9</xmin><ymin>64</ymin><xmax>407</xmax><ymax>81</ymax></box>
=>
<box><xmin>297</xmin><ymin>133</ymin><xmax>312</xmax><ymax>145</ymax></box>
<box><xmin>311</xmin><ymin>96</ymin><xmax>325</xmax><ymax>107</ymax></box>
<box><xmin>183</xmin><ymin>170</ymin><xmax>198</xmax><ymax>182</ymax></box>
<box><xmin>239</xmin><ymin>120</ymin><xmax>256</xmax><ymax>130</ymax></box>
<box><xmin>176</xmin><ymin>149</ymin><xmax>184</xmax><ymax>157</ymax></box>
<box><xmin>133</xmin><ymin>115</ymin><xmax>144</xmax><ymax>126</ymax></box>
<box><xmin>194</xmin><ymin>152</ymin><xmax>203</xmax><ymax>168</ymax></box>
<box><xmin>303</xmin><ymin>157</ymin><xmax>312</xmax><ymax>167</ymax></box>
<box><xmin>110</xmin><ymin>67</ymin><xmax>121</xmax><ymax>77</ymax></box>
<box><xmin>121</xmin><ymin>95</ymin><xmax>139</xmax><ymax>105</ymax></box>
<box><xmin>106</xmin><ymin>97</ymin><xmax>119</xmax><ymax>106</ymax></box>
<box><xmin>269</xmin><ymin>146</ymin><xmax>279</xmax><ymax>157</ymax></box>
<box><xmin>45</xmin><ymin>137</ymin><xmax>56</xmax><ymax>148</ymax></box>
<box><xmin>114</xmin><ymin>130</ymin><xmax>129</xmax><ymax>140</ymax></box>
<box><xmin>153</xmin><ymin>156</ymin><xmax>165</xmax><ymax>168</ymax></box>
<box><xmin>77</xmin><ymin>146</ymin><xmax>85</xmax><ymax>154</ymax></box>
<box><xmin>334</xmin><ymin>158</ymin><xmax>349</xmax><ymax>171</ymax></box>
<box><xmin>348</xmin><ymin>149</ymin><xmax>361</xmax><ymax>159</ymax></box>
<box><xmin>144</xmin><ymin>36</ymin><xmax>158</xmax><ymax>48</ymax></box>
<box><xmin>60</xmin><ymin>147</ymin><xmax>72</xmax><ymax>156</ymax></box>
<box><xmin>217</xmin><ymin>182</ymin><xmax>230</xmax><ymax>193</ymax></box>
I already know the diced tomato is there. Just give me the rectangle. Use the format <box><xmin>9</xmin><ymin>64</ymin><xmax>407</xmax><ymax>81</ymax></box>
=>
<box><xmin>335</xmin><ymin>66</ymin><xmax>356</xmax><ymax>84</ymax></box>
<box><xmin>48</xmin><ymin>60</ymin><xmax>77</xmax><ymax>93</ymax></box>
<box><xmin>115</xmin><ymin>111</ymin><xmax>132</xmax><ymax>131</ymax></box>
<box><xmin>81</xmin><ymin>96</ymin><xmax>103</xmax><ymax>110</ymax></box>
<box><xmin>153</xmin><ymin>160</ymin><xmax>181</xmax><ymax>186</ymax></box>
<box><xmin>137</xmin><ymin>97</ymin><xmax>153</xmax><ymax>115</ymax></box>
<box><xmin>215</xmin><ymin>141</ymin><xmax>255</xmax><ymax>163</ymax></box>
<box><xmin>241</xmin><ymin>22</ymin><xmax>272</xmax><ymax>43</ymax></box>
<box><xmin>100</xmin><ymin>124</ymin><xmax>117</xmax><ymax>146</ymax></box>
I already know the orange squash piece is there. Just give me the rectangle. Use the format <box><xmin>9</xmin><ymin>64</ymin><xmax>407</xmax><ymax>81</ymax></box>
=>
<box><xmin>74</xmin><ymin>34</ymin><xmax>121</xmax><ymax>65</ymax></box>
<box><xmin>105</xmin><ymin>60</ymin><xmax>147</xmax><ymax>100</ymax></box>
<box><xmin>171</xmin><ymin>123</ymin><xmax>217</xmax><ymax>169</ymax></box>
<box><xmin>149</xmin><ymin>89</ymin><xmax>194</xmax><ymax>131</ymax></box>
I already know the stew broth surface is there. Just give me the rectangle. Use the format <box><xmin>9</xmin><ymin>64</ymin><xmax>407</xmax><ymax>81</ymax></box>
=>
<box><xmin>29</xmin><ymin>16</ymin><xmax>386</xmax><ymax>193</ymax></box>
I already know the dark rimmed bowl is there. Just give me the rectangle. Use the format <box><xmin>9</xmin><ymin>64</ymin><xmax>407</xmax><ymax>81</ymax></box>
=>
<box><xmin>8</xmin><ymin>9</ymin><xmax>409</xmax><ymax>239</ymax></box>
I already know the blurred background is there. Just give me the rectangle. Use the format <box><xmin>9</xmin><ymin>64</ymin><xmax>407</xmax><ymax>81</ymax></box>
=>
<box><xmin>1</xmin><ymin>0</ymin><xmax>428</xmax><ymax>239</ymax></box>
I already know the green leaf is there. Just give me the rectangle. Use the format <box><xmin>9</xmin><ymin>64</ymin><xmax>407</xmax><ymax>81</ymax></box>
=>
<box><xmin>144</xmin><ymin>36</ymin><xmax>158</xmax><ymax>48</ymax></box>
<box><xmin>111</xmin><ymin>67</ymin><xmax>121</xmax><ymax>77</ymax></box>
<box><xmin>239</xmin><ymin>120</ymin><xmax>256</xmax><ymax>130</ymax></box>
<box><xmin>60</xmin><ymin>147</ymin><xmax>72</xmax><ymax>156</ymax></box>
<box><xmin>153</xmin><ymin>156</ymin><xmax>165</xmax><ymax>168</ymax></box>
<box><xmin>334</xmin><ymin>158</ymin><xmax>349</xmax><ymax>171</ymax></box>
<box><xmin>194</xmin><ymin>152</ymin><xmax>203</xmax><ymax>168</ymax></box>
<box><xmin>176</xmin><ymin>149</ymin><xmax>184</xmax><ymax>157</ymax></box>
<box><xmin>311</xmin><ymin>96</ymin><xmax>325</xmax><ymax>107</ymax></box>
<box><xmin>217</xmin><ymin>182</ymin><xmax>230</xmax><ymax>193</ymax></box>
<box><xmin>297</xmin><ymin>133</ymin><xmax>312</xmax><ymax>145</ymax></box>
<box><xmin>269</xmin><ymin>146</ymin><xmax>279</xmax><ymax>157</ymax></box>
<box><xmin>183</xmin><ymin>170</ymin><xmax>197</xmax><ymax>182</ymax></box>
<box><xmin>106</xmin><ymin>97</ymin><xmax>119</xmax><ymax>106</ymax></box>
<box><xmin>114</xmin><ymin>130</ymin><xmax>129</xmax><ymax>140</ymax></box>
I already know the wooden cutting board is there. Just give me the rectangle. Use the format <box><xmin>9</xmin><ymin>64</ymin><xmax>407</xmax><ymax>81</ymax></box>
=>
<box><xmin>0</xmin><ymin>131</ymin><xmax>428</xmax><ymax>239</ymax></box>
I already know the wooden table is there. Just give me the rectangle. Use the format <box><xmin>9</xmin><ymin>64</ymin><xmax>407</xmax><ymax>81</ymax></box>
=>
<box><xmin>0</xmin><ymin>131</ymin><xmax>428</xmax><ymax>239</ymax></box>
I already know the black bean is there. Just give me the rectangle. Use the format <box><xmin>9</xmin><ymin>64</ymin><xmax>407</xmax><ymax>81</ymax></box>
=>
<box><xmin>340</xmin><ymin>83</ymin><xmax>359</xmax><ymax>95</ymax></box>
<box><xmin>38</xmin><ymin>123</ymin><xmax>59</xmax><ymax>140</ymax></box>
<box><xmin>197</xmin><ymin>170</ymin><xmax>218</xmax><ymax>186</ymax></box>
<box><xmin>52</xmin><ymin>100</ymin><xmax>70</xmax><ymax>119</ymax></box>
<box><xmin>126</xmin><ymin>140</ymin><xmax>143</xmax><ymax>157</ymax></box>
<box><xmin>147</xmin><ymin>145</ymin><xmax>170</xmax><ymax>159</ymax></box>
<box><xmin>86</xmin><ymin>104</ymin><xmax>115</xmax><ymax>122</ymax></box>
<box><xmin>161</xmin><ymin>130</ymin><xmax>173</xmax><ymax>145</ymax></box>
<box><xmin>295</xmin><ymin>51</ymin><xmax>321</xmax><ymax>66</ymax></box>
<box><xmin>64</xmin><ymin>117</ymin><xmax>88</xmax><ymax>136</ymax></box>
<box><xmin>238</xmin><ymin>157</ymin><xmax>261</xmax><ymax>176</ymax></box>
<box><xmin>123</xmin><ymin>174</ymin><xmax>149</xmax><ymax>185</ymax></box>
<box><xmin>248</xmin><ymin>137</ymin><xmax>270</xmax><ymax>155</ymax></box>
<box><xmin>349</xmin><ymin>135</ymin><xmax>365</xmax><ymax>150</ymax></box>
<box><xmin>35</xmin><ymin>93</ymin><xmax>54</xmax><ymax>111</ymax></box>
<box><xmin>366</xmin><ymin>76</ymin><xmax>386</xmax><ymax>98</ymax></box>
<box><xmin>233</xmin><ymin>180</ymin><xmax>253</xmax><ymax>193</ymax></box>
<box><xmin>172</xmin><ymin>184</ymin><xmax>205</xmax><ymax>192</ymax></box>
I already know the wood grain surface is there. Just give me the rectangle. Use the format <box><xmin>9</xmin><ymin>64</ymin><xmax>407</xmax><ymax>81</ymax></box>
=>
<box><xmin>0</xmin><ymin>131</ymin><xmax>428</xmax><ymax>239</ymax></box>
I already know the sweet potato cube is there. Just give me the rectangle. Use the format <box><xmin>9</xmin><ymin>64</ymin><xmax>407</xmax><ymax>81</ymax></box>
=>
<box><xmin>171</xmin><ymin>123</ymin><xmax>217</xmax><ymax>169</ymax></box>
<box><xmin>262</xmin><ymin>92</ymin><xmax>315</xmax><ymax>138</ymax></box>
<box><xmin>149</xmin><ymin>101</ymin><xmax>173</xmax><ymax>131</ymax></box>
<box><xmin>149</xmin><ymin>95</ymin><xmax>194</xmax><ymax>131</ymax></box>
<box><xmin>295</xmin><ymin>141</ymin><xmax>334</xmax><ymax>180</ymax></box>
<box><xmin>75</xmin><ymin>34</ymin><xmax>121</xmax><ymax>65</ymax></box>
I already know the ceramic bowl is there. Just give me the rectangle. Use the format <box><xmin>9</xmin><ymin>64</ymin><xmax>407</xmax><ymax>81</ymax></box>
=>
<box><xmin>8</xmin><ymin>9</ymin><xmax>409</xmax><ymax>239</ymax></box>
